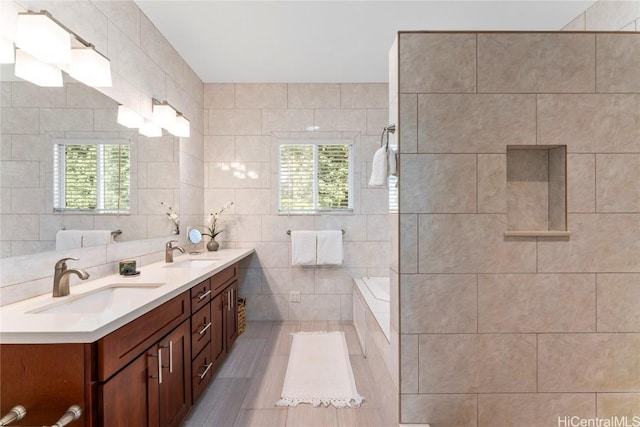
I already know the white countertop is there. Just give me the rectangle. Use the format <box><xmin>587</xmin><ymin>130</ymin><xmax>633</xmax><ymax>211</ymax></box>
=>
<box><xmin>0</xmin><ymin>248</ymin><xmax>254</xmax><ymax>344</ymax></box>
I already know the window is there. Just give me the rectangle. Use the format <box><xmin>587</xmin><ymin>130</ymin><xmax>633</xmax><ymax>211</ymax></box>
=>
<box><xmin>53</xmin><ymin>139</ymin><xmax>130</xmax><ymax>213</ymax></box>
<box><xmin>279</xmin><ymin>141</ymin><xmax>353</xmax><ymax>213</ymax></box>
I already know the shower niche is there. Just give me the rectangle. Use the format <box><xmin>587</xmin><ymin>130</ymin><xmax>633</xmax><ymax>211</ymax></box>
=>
<box><xmin>505</xmin><ymin>145</ymin><xmax>571</xmax><ymax>237</ymax></box>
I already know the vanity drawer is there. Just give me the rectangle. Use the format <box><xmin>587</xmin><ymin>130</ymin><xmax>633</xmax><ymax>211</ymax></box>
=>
<box><xmin>210</xmin><ymin>264</ymin><xmax>237</xmax><ymax>295</ymax></box>
<box><xmin>192</xmin><ymin>342</ymin><xmax>213</xmax><ymax>403</ymax></box>
<box><xmin>190</xmin><ymin>278</ymin><xmax>211</xmax><ymax>314</ymax></box>
<box><xmin>191</xmin><ymin>303</ymin><xmax>212</xmax><ymax>358</ymax></box>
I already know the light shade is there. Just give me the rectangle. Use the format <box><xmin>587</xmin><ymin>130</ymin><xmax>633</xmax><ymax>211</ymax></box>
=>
<box><xmin>117</xmin><ymin>105</ymin><xmax>144</xmax><ymax>129</ymax></box>
<box><xmin>0</xmin><ymin>37</ymin><xmax>14</xmax><ymax>64</ymax></box>
<box><xmin>152</xmin><ymin>103</ymin><xmax>176</xmax><ymax>129</ymax></box>
<box><xmin>66</xmin><ymin>47</ymin><xmax>112</xmax><ymax>87</ymax></box>
<box><xmin>139</xmin><ymin>120</ymin><xmax>162</xmax><ymax>137</ymax></box>
<box><xmin>15</xmin><ymin>12</ymin><xmax>71</xmax><ymax>64</ymax></box>
<box><xmin>14</xmin><ymin>49</ymin><xmax>62</xmax><ymax>87</ymax></box>
<box><xmin>168</xmin><ymin>114</ymin><xmax>190</xmax><ymax>137</ymax></box>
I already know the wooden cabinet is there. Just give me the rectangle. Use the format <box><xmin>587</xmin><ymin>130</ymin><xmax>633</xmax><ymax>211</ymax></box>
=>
<box><xmin>224</xmin><ymin>281</ymin><xmax>239</xmax><ymax>351</ymax></box>
<box><xmin>156</xmin><ymin>320</ymin><xmax>191</xmax><ymax>427</ymax></box>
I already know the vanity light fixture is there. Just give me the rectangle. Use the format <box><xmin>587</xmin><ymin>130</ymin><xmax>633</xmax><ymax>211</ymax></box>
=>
<box><xmin>15</xmin><ymin>11</ymin><xmax>71</xmax><ymax>64</ymax></box>
<box><xmin>14</xmin><ymin>48</ymin><xmax>63</xmax><ymax>87</ymax></box>
<box><xmin>169</xmin><ymin>114</ymin><xmax>190</xmax><ymax>138</ymax></box>
<box><xmin>139</xmin><ymin>120</ymin><xmax>163</xmax><ymax>137</ymax></box>
<box><xmin>0</xmin><ymin>38</ymin><xmax>15</xmax><ymax>64</ymax></box>
<box><xmin>66</xmin><ymin>46</ymin><xmax>112</xmax><ymax>87</ymax></box>
<box><xmin>152</xmin><ymin>98</ymin><xmax>191</xmax><ymax>138</ymax></box>
<box><xmin>117</xmin><ymin>105</ymin><xmax>144</xmax><ymax>129</ymax></box>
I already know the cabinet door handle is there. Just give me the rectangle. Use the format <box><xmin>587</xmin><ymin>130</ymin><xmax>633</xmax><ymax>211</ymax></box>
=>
<box><xmin>197</xmin><ymin>289</ymin><xmax>211</xmax><ymax>301</ymax></box>
<box><xmin>198</xmin><ymin>321</ymin><xmax>212</xmax><ymax>335</ymax></box>
<box><xmin>231</xmin><ymin>288</ymin><xmax>234</xmax><ymax>309</ymax></box>
<box><xmin>158</xmin><ymin>348</ymin><xmax>163</xmax><ymax>384</ymax></box>
<box><xmin>227</xmin><ymin>290</ymin><xmax>231</xmax><ymax>312</ymax></box>
<box><xmin>197</xmin><ymin>362</ymin><xmax>213</xmax><ymax>380</ymax></box>
<box><xmin>169</xmin><ymin>340</ymin><xmax>173</xmax><ymax>374</ymax></box>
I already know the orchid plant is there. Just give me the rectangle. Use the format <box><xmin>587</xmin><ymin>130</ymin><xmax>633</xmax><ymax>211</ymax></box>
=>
<box><xmin>203</xmin><ymin>202</ymin><xmax>234</xmax><ymax>240</ymax></box>
<box><xmin>161</xmin><ymin>201</ymin><xmax>179</xmax><ymax>234</ymax></box>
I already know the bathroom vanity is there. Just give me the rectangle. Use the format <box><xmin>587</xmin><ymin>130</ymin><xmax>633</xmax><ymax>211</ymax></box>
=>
<box><xmin>0</xmin><ymin>248</ymin><xmax>253</xmax><ymax>427</ymax></box>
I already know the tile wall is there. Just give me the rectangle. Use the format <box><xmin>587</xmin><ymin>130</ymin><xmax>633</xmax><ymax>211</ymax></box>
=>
<box><xmin>203</xmin><ymin>83</ymin><xmax>390</xmax><ymax>321</ymax></box>
<box><xmin>394</xmin><ymin>30</ymin><xmax>640</xmax><ymax>426</ymax></box>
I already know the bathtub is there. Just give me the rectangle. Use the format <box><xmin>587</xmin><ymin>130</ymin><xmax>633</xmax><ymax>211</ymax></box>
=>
<box><xmin>352</xmin><ymin>277</ymin><xmax>390</xmax><ymax>354</ymax></box>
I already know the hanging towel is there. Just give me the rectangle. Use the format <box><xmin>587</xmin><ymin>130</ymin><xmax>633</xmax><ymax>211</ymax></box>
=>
<box><xmin>316</xmin><ymin>230</ymin><xmax>343</xmax><ymax>266</ymax></box>
<box><xmin>291</xmin><ymin>231</ymin><xmax>317</xmax><ymax>266</ymax></box>
<box><xmin>82</xmin><ymin>230</ymin><xmax>114</xmax><ymax>247</ymax></box>
<box><xmin>368</xmin><ymin>146</ymin><xmax>388</xmax><ymax>187</ymax></box>
<box><xmin>388</xmin><ymin>147</ymin><xmax>397</xmax><ymax>176</ymax></box>
<box><xmin>55</xmin><ymin>230</ymin><xmax>83</xmax><ymax>250</ymax></box>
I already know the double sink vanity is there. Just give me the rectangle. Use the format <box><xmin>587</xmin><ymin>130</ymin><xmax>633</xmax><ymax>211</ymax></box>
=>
<box><xmin>0</xmin><ymin>247</ymin><xmax>254</xmax><ymax>427</ymax></box>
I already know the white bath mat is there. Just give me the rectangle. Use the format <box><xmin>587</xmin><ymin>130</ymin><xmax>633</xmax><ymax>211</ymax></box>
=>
<box><xmin>275</xmin><ymin>331</ymin><xmax>364</xmax><ymax>408</ymax></box>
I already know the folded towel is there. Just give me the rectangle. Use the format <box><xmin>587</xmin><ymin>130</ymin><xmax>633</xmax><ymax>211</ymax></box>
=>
<box><xmin>82</xmin><ymin>230</ymin><xmax>113</xmax><ymax>247</ymax></box>
<box><xmin>388</xmin><ymin>147</ymin><xmax>397</xmax><ymax>176</ymax></box>
<box><xmin>291</xmin><ymin>231</ymin><xmax>317</xmax><ymax>266</ymax></box>
<box><xmin>316</xmin><ymin>230</ymin><xmax>343</xmax><ymax>266</ymax></box>
<box><xmin>55</xmin><ymin>230</ymin><xmax>83</xmax><ymax>250</ymax></box>
<box><xmin>368</xmin><ymin>146</ymin><xmax>388</xmax><ymax>187</ymax></box>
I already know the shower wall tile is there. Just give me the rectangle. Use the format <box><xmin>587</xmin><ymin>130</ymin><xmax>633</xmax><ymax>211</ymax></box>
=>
<box><xmin>477</xmin><ymin>154</ymin><xmax>507</xmax><ymax>214</ymax></box>
<box><xmin>596</xmin><ymin>34</ymin><xmax>640</xmax><ymax>93</ymax></box>
<box><xmin>401</xmin><ymin>154</ymin><xmax>477</xmax><ymax>214</ymax></box>
<box><xmin>400</xmin><ymin>335</ymin><xmax>419</xmax><ymax>393</ymax></box>
<box><xmin>399</xmin><ymin>33</ymin><xmax>476</xmax><ymax>93</ymax></box>
<box><xmin>539</xmin><ymin>333</ymin><xmax>640</xmax><ymax>391</ymax></box>
<box><xmin>399</xmin><ymin>215</ymin><xmax>418</xmax><ymax>274</ymax></box>
<box><xmin>597</xmin><ymin>394</ymin><xmax>640</xmax><ymax>419</ymax></box>
<box><xmin>401</xmin><ymin>394</ymin><xmax>477</xmax><ymax>426</ymax></box>
<box><xmin>235</xmin><ymin>84</ymin><xmax>287</xmax><ymax>109</ymax></box>
<box><xmin>204</xmin><ymin>83</ymin><xmax>235</xmax><ymax>108</ymax></box>
<box><xmin>597</xmin><ymin>274</ymin><xmax>640</xmax><ymax>332</ymax></box>
<box><xmin>477</xmin><ymin>33</ymin><xmax>595</xmax><ymax>93</ymax></box>
<box><xmin>208</xmin><ymin>109</ymin><xmax>262</xmax><ymax>136</ymax></box>
<box><xmin>262</xmin><ymin>109</ymin><xmax>314</xmax><ymax>134</ymax></box>
<box><xmin>478</xmin><ymin>394</ymin><xmax>595</xmax><ymax>427</ymax></box>
<box><xmin>478</xmin><ymin>274</ymin><xmax>596</xmax><ymax>333</ymax></box>
<box><xmin>418</xmin><ymin>214</ymin><xmax>537</xmax><ymax>273</ymax></box>
<box><xmin>596</xmin><ymin>154</ymin><xmax>640</xmax><ymax>213</ymax></box>
<box><xmin>537</xmin><ymin>214</ymin><xmax>640</xmax><ymax>273</ymax></box>
<box><xmin>417</xmin><ymin>94</ymin><xmax>536</xmax><ymax>153</ymax></box>
<box><xmin>399</xmin><ymin>94</ymin><xmax>417</xmax><ymax>154</ymax></box>
<box><xmin>567</xmin><ymin>154</ymin><xmax>596</xmax><ymax>213</ymax></box>
<box><xmin>287</xmin><ymin>84</ymin><xmax>340</xmax><ymax>108</ymax></box>
<box><xmin>314</xmin><ymin>109</ymin><xmax>367</xmax><ymax>132</ymax></box>
<box><xmin>537</xmin><ymin>94</ymin><xmax>640</xmax><ymax>153</ymax></box>
<box><xmin>585</xmin><ymin>0</ymin><xmax>640</xmax><ymax>30</ymax></box>
<box><xmin>418</xmin><ymin>334</ymin><xmax>537</xmax><ymax>393</ymax></box>
<box><xmin>506</xmin><ymin>149</ymin><xmax>549</xmax><ymax>231</ymax></box>
<box><xmin>401</xmin><ymin>273</ymin><xmax>477</xmax><ymax>333</ymax></box>
<box><xmin>340</xmin><ymin>84</ymin><xmax>388</xmax><ymax>109</ymax></box>
<box><xmin>548</xmin><ymin>147</ymin><xmax>566</xmax><ymax>231</ymax></box>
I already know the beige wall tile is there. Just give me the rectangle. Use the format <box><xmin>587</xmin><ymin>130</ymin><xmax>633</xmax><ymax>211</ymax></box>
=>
<box><xmin>366</xmin><ymin>109</ymin><xmax>389</xmax><ymax>137</ymax></box>
<box><xmin>597</xmin><ymin>274</ymin><xmax>640</xmax><ymax>332</ymax></box>
<box><xmin>478</xmin><ymin>33</ymin><xmax>595</xmax><ymax>93</ymax></box>
<box><xmin>478</xmin><ymin>274</ymin><xmax>596</xmax><ymax>333</ymax></box>
<box><xmin>399</xmin><ymin>214</ymin><xmax>418</xmax><ymax>274</ymax></box>
<box><xmin>262</xmin><ymin>109</ymin><xmax>314</xmax><ymax>134</ymax></box>
<box><xmin>401</xmin><ymin>154</ymin><xmax>477</xmax><ymax>214</ymax></box>
<box><xmin>399</xmin><ymin>94</ymin><xmax>417</xmax><ymax>154</ymax></box>
<box><xmin>539</xmin><ymin>333</ymin><xmax>640</xmax><ymax>391</ymax></box>
<box><xmin>66</xmin><ymin>83</ymin><xmax>116</xmax><ymax>109</ymax></box>
<box><xmin>389</xmin><ymin>36</ymin><xmax>399</xmax><ymax>99</ymax></box>
<box><xmin>549</xmin><ymin>147</ymin><xmax>567</xmax><ymax>231</ymax></box>
<box><xmin>314</xmin><ymin>109</ymin><xmax>367</xmax><ymax>132</ymax></box>
<box><xmin>235</xmin><ymin>84</ymin><xmax>287</xmax><ymax>109</ymax></box>
<box><xmin>40</xmin><ymin>108</ymin><xmax>94</xmax><ymax>132</ymax></box>
<box><xmin>204</xmin><ymin>136</ymin><xmax>235</xmax><ymax>162</ymax></box>
<box><xmin>597</xmin><ymin>393</ymin><xmax>640</xmax><ymax>419</ymax></box>
<box><xmin>537</xmin><ymin>214</ymin><xmax>640</xmax><ymax>273</ymax></box>
<box><xmin>246</xmin><ymin>295</ymin><xmax>289</xmax><ymax>321</ymax></box>
<box><xmin>596</xmin><ymin>154</ymin><xmax>640</xmax><ymax>213</ymax></box>
<box><xmin>340</xmin><ymin>84</ymin><xmax>388</xmax><ymax>109</ymax></box>
<box><xmin>419</xmin><ymin>214</ymin><xmax>537</xmax><ymax>273</ymax></box>
<box><xmin>0</xmin><ymin>161</ymin><xmax>40</xmax><ymax>188</ymax></box>
<box><xmin>289</xmin><ymin>294</ymin><xmax>341</xmax><ymax>321</ymax></box>
<box><xmin>562</xmin><ymin>12</ymin><xmax>587</xmax><ymax>30</ymax></box>
<box><xmin>10</xmin><ymin>83</ymin><xmax>66</xmax><ymax>108</ymax></box>
<box><xmin>478</xmin><ymin>393</ymin><xmax>595</xmax><ymax>427</ymax></box>
<box><xmin>419</xmin><ymin>334</ymin><xmax>537</xmax><ymax>393</ymax></box>
<box><xmin>140</xmin><ymin>14</ymin><xmax>184</xmax><ymax>86</ymax></box>
<box><xmin>568</xmin><ymin>154</ymin><xmax>596</xmax><ymax>213</ymax></box>
<box><xmin>204</xmin><ymin>84</ymin><xmax>235</xmax><ymax>108</ymax></box>
<box><xmin>234</xmin><ymin>136</ymin><xmax>271</xmax><ymax>163</ymax></box>
<box><xmin>1</xmin><ymin>83</ymin><xmax>10</xmax><ymax>108</ymax></box>
<box><xmin>585</xmin><ymin>0</ymin><xmax>640</xmax><ymax>30</ymax></box>
<box><xmin>418</xmin><ymin>94</ymin><xmax>536</xmax><ymax>153</ymax></box>
<box><xmin>401</xmin><ymin>273</ymin><xmax>477</xmax><ymax>333</ymax></box>
<box><xmin>399</xmin><ymin>33</ymin><xmax>476</xmax><ymax>93</ymax></box>
<box><xmin>287</xmin><ymin>84</ymin><xmax>340</xmax><ymax>109</ymax></box>
<box><xmin>235</xmin><ymin>189</ymin><xmax>271</xmax><ymax>214</ymax></box>
<box><xmin>10</xmin><ymin>135</ymin><xmax>44</xmax><ymax>161</ymax></box>
<box><xmin>93</xmin><ymin>0</ymin><xmax>141</xmax><ymax>47</ymax></box>
<box><xmin>507</xmin><ymin>149</ymin><xmax>549</xmax><ymax>231</ymax></box>
<box><xmin>209</xmin><ymin>109</ymin><xmax>262</xmax><ymax>136</ymax></box>
<box><xmin>597</xmin><ymin>34</ymin><xmax>640</xmax><ymax>93</ymax></box>
<box><xmin>1</xmin><ymin>108</ymin><xmax>40</xmax><ymax>134</ymax></box>
<box><xmin>478</xmin><ymin>154</ymin><xmax>507</xmax><ymax>214</ymax></box>
<box><xmin>400</xmin><ymin>334</ymin><xmax>419</xmax><ymax>393</ymax></box>
<box><xmin>401</xmin><ymin>394</ymin><xmax>477</xmax><ymax>426</ymax></box>
<box><xmin>538</xmin><ymin>94</ymin><xmax>640</xmax><ymax>153</ymax></box>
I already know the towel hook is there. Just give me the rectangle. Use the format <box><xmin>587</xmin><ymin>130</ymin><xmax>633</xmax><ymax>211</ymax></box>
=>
<box><xmin>379</xmin><ymin>124</ymin><xmax>396</xmax><ymax>151</ymax></box>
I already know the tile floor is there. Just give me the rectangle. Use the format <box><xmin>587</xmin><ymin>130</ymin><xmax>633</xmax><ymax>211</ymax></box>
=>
<box><xmin>182</xmin><ymin>321</ymin><xmax>387</xmax><ymax>427</ymax></box>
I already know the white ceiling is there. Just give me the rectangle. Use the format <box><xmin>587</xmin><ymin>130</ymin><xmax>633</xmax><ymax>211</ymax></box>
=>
<box><xmin>135</xmin><ymin>1</ymin><xmax>595</xmax><ymax>83</ymax></box>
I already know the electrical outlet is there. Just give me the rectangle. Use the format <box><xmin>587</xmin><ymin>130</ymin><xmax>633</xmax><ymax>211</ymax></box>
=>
<box><xmin>289</xmin><ymin>291</ymin><xmax>301</xmax><ymax>303</ymax></box>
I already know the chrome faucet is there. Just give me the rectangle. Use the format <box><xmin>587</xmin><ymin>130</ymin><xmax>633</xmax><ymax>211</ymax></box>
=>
<box><xmin>53</xmin><ymin>257</ymin><xmax>90</xmax><ymax>297</ymax></box>
<box><xmin>165</xmin><ymin>240</ymin><xmax>185</xmax><ymax>263</ymax></box>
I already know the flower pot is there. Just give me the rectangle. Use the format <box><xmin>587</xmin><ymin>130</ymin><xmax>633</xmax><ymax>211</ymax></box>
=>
<box><xmin>207</xmin><ymin>239</ymin><xmax>219</xmax><ymax>251</ymax></box>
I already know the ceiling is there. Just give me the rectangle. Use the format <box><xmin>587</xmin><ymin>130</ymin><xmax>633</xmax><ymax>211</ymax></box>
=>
<box><xmin>134</xmin><ymin>1</ymin><xmax>595</xmax><ymax>83</ymax></box>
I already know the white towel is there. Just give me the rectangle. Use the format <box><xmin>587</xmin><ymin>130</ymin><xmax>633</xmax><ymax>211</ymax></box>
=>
<box><xmin>55</xmin><ymin>230</ymin><xmax>83</xmax><ymax>250</ymax></box>
<box><xmin>368</xmin><ymin>146</ymin><xmax>388</xmax><ymax>187</ymax></box>
<box><xmin>82</xmin><ymin>230</ymin><xmax>113</xmax><ymax>247</ymax></box>
<box><xmin>388</xmin><ymin>147</ymin><xmax>397</xmax><ymax>176</ymax></box>
<box><xmin>291</xmin><ymin>231</ymin><xmax>317</xmax><ymax>266</ymax></box>
<box><xmin>316</xmin><ymin>230</ymin><xmax>343</xmax><ymax>266</ymax></box>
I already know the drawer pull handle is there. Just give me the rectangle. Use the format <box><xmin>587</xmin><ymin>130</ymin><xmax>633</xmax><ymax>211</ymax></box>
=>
<box><xmin>197</xmin><ymin>362</ymin><xmax>213</xmax><ymax>379</ymax></box>
<box><xmin>158</xmin><ymin>348</ymin><xmax>163</xmax><ymax>384</ymax></box>
<box><xmin>198</xmin><ymin>321</ymin><xmax>212</xmax><ymax>335</ymax></box>
<box><xmin>169</xmin><ymin>340</ymin><xmax>173</xmax><ymax>374</ymax></box>
<box><xmin>197</xmin><ymin>289</ymin><xmax>211</xmax><ymax>301</ymax></box>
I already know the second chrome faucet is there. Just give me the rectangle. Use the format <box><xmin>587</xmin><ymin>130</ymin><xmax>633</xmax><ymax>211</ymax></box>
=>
<box><xmin>165</xmin><ymin>240</ymin><xmax>185</xmax><ymax>263</ymax></box>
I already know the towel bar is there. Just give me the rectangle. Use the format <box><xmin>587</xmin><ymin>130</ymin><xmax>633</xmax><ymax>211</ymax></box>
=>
<box><xmin>286</xmin><ymin>229</ymin><xmax>345</xmax><ymax>235</ymax></box>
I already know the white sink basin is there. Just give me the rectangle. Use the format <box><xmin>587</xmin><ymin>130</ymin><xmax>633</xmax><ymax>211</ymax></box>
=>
<box><xmin>164</xmin><ymin>258</ymin><xmax>219</xmax><ymax>269</ymax></box>
<box><xmin>29</xmin><ymin>283</ymin><xmax>164</xmax><ymax>314</ymax></box>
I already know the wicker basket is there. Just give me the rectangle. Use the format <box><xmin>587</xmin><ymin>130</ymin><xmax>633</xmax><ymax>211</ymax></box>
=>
<box><xmin>237</xmin><ymin>297</ymin><xmax>246</xmax><ymax>335</ymax></box>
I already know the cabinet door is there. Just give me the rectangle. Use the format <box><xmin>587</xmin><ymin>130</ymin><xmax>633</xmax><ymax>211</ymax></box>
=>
<box><xmin>158</xmin><ymin>320</ymin><xmax>192</xmax><ymax>427</ymax></box>
<box><xmin>211</xmin><ymin>292</ymin><xmax>225</xmax><ymax>369</ymax></box>
<box><xmin>224</xmin><ymin>281</ymin><xmax>239</xmax><ymax>351</ymax></box>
